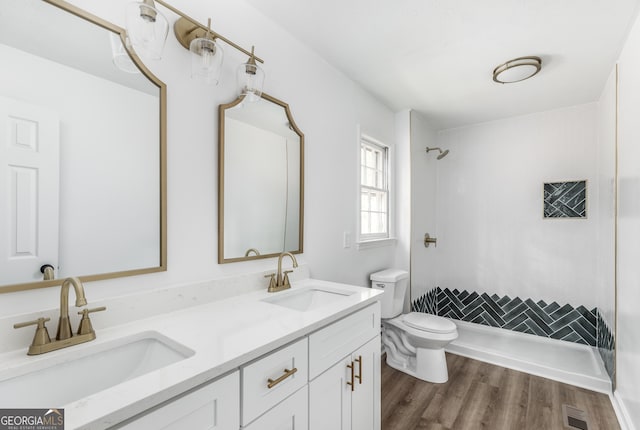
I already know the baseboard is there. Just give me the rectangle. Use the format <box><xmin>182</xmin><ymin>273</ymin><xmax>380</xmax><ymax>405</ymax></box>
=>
<box><xmin>610</xmin><ymin>390</ymin><xmax>636</xmax><ymax>430</ymax></box>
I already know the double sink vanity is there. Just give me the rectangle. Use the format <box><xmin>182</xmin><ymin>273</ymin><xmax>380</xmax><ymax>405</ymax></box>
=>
<box><xmin>0</xmin><ymin>268</ymin><xmax>382</xmax><ymax>429</ymax></box>
<box><xmin>0</xmin><ymin>1</ymin><xmax>382</xmax><ymax>429</ymax></box>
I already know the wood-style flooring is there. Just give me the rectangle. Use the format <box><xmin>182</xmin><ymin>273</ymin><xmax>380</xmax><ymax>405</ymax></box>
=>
<box><xmin>381</xmin><ymin>353</ymin><xmax>620</xmax><ymax>430</ymax></box>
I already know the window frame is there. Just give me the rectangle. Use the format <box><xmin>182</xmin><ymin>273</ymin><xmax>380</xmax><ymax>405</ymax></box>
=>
<box><xmin>357</xmin><ymin>132</ymin><xmax>391</xmax><ymax>244</ymax></box>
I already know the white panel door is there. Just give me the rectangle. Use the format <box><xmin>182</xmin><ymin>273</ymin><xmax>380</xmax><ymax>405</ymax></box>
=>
<box><xmin>351</xmin><ymin>336</ymin><xmax>380</xmax><ymax>430</ymax></box>
<box><xmin>243</xmin><ymin>386</ymin><xmax>308</xmax><ymax>430</ymax></box>
<box><xmin>309</xmin><ymin>355</ymin><xmax>352</xmax><ymax>430</ymax></box>
<box><xmin>0</xmin><ymin>96</ymin><xmax>59</xmax><ymax>284</ymax></box>
<box><xmin>120</xmin><ymin>371</ymin><xmax>240</xmax><ymax>430</ymax></box>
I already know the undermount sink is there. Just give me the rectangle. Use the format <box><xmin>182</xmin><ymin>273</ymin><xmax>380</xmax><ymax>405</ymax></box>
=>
<box><xmin>0</xmin><ymin>331</ymin><xmax>194</xmax><ymax>407</ymax></box>
<box><xmin>262</xmin><ymin>287</ymin><xmax>356</xmax><ymax>311</ymax></box>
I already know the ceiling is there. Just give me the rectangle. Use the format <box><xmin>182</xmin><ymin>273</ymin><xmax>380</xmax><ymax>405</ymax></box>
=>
<box><xmin>245</xmin><ymin>0</ymin><xmax>640</xmax><ymax>130</ymax></box>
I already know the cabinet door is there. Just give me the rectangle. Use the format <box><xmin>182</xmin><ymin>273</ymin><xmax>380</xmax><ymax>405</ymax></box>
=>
<box><xmin>119</xmin><ymin>371</ymin><xmax>239</xmax><ymax>430</ymax></box>
<box><xmin>309</xmin><ymin>356</ymin><xmax>352</xmax><ymax>430</ymax></box>
<box><xmin>242</xmin><ymin>386</ymin><xmax>308</xmax><ymax>430</ymax></box>
<box><xmin>351</xmin><ymin>336</ymin><xmax>380</xmax><ymax>430</ymax></box>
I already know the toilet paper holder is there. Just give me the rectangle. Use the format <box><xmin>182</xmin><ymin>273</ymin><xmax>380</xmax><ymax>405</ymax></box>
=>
<box><xmin>424</xmin><ymin>233</ymin><xmax>437</xmax><ymax>248</ymax></box>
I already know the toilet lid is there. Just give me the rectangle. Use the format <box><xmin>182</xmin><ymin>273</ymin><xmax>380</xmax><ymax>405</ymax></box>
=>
<box><xmin>403</xmin><ymin>312</ymin><xmax>456</xmax><ymax>334</ymax></box>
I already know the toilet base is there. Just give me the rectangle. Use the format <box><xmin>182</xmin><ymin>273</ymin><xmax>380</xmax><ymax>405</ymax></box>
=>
<box><xmin>385</xmin><ymin>347</ymin><xmax>449</xmax><ymax>383</ymax></box>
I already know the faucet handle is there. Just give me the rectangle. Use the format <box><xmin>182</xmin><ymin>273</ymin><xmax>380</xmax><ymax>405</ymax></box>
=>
<box><xmin>265</xmin><ymin>273</ymin><xmax>277</xmax><ymax>292</ymax></box>
<box><xmin>282</xmin><ymin>270</ymin><xmax>294</xmax><ymax>287</ymax></box>
<box><xmin>14</xmin><ymin>317</ymin><xmax>52</xmax><ymax>348</ymax></box>
<box><xmin>76</xmin><ymin>307</ymin><xmax>106</xmax><ymax>335</ymax></box>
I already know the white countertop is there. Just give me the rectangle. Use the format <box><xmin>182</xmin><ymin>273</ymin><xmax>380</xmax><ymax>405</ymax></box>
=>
<box><xmin>0</xmin><ymin>278</ymin><xmax>382</xmax><ymax>429</ymax></box>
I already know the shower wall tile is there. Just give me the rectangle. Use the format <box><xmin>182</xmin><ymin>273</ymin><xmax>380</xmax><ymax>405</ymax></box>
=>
<box><xmin>412</xmin><ymin>287</ymin><xmax>597</xmax><ymax>346</ymax></box>
<box><xmin>413</xmin><ymin>287</ymin><xmax>437</xmax><ymax>315</ymax></box>
<box><xmin>597</xmin><ymin>310</ymin><xmax>615</xmax><ymax>384</ymax></box>
<box><xmin>543</xmin><ymin>180</ymin><xmax>587</xmax><ymax>218</ymax></box>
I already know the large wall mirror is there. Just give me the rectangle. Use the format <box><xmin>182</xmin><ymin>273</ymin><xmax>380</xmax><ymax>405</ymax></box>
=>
<box><xmin>0</xmin><ymin>0</ymin><xmax>167</xmax><ymax>293</ymax></box>
<box><xmin>219</xmin><ymin>94</ymin><xmax>304</xmax><ymax>263</ymax></box>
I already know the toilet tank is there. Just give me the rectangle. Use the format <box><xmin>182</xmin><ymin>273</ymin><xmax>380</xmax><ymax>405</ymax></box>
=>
<box><xmin>370</xmin><ymin>269</ymin><xmax>409</xmax><ymax>318</ymax></box>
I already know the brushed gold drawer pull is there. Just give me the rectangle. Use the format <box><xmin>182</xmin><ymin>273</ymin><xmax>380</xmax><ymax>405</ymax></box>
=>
<box><xmin>355</xmin><ymin>355</ymin><xmax>362</xmax><ymax>384</ymax></box>
<box><xmin>267</xmin><ymin>367</ymin><xmax>298</xmax><ymax>389</ymax></box>
<box><xmin>346</xmin><ymin>361</ymin><xmax>355</xmax><ymax>392</ymax></box>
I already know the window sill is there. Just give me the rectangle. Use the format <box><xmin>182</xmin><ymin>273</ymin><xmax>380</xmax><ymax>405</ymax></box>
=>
<box><xmin>356</xmin><ymin>237</ymin><xmax>397</xmax><ymax>250</ymax></box>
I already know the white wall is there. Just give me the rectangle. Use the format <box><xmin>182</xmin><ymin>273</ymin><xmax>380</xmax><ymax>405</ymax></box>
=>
<box><xmin>432</xmin><ymin>104</ymin><xmax>600</xmax><ymax>308</ymax></box>
<box><xmin>0</xmin><ymin>0</ymin><xmax>396</xmax><ymax>315</ymax></box>
<box><xmin>393</xmin><ymin>110</ymin><xmax>411</xmax><ymax>274</ymax></box>
<box><xmin>616</xmin><ymin>6</ymin><xmax>640</xmax><ymax>427</ymax></box>
<box><xmin>595</xmin><ymin>67</ymin><xmax>617</xmax><ymax>332</ymax></box>
<box><xmin>409</xmin><ymin>111</ymin><xmax>438</xmax><ymax>302</ymax></box>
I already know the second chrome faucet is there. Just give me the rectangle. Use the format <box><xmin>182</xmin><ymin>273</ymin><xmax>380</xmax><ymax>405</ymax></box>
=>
<box><xmin>265</xmin><ymin>252</ymin><xmax>298</xmax><ymax>293</ymax></box>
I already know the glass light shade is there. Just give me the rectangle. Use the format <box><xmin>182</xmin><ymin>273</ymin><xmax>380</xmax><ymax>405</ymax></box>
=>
<box><xmin>125</xmin><ymin>1</ymin><xmax>169</xmax><ymax>60</ymax></box>
<box><xmin>190</xmin><ymin>37</ymin><xmax>224</xmax><ymax>85</ymax></box>
<box><xmin>109</xmin><ymin>33</ymin><xmax>140</xmax><ymax>74</ymax></box>
<box><xmin>237</xmin><ymin>61</ymin><xmax>265</xmax><ymax>102</ymax></box>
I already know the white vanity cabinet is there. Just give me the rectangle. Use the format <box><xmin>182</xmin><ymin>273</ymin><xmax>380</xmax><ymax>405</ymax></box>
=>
<box><xmin>308</xmin><ymin>302</ymin><xmax>381</xmax><ymax>430</ymax></box>
<box><xmin>119</xmin><ymin>370</ymin><xmax>240</xmax><ymax>430</ymax></box>
<box><xmin>116</xmin><ymin>302</ymin><xmax>380</xmax><ymax>430</ymax></box>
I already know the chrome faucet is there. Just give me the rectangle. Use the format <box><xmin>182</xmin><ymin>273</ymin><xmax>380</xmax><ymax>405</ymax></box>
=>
<box><xmin>57</xmin><ymin>277</ymin><xmax>87</xmax><ymax>340</ymax></box>
<box><xmin>265</xmin><ymin>252</ymin><xmax>298</xmax><ymax>293</ymax></box>
<box><xmin>13</xmin><ymin>277</ymin><xmax>106</xmax><ymax>355</ymax></box>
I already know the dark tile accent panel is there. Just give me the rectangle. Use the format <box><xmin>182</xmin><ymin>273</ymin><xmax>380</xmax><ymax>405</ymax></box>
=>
<box><xmin>412</xmin><ymin>287</ymin><xmax>437</xmax><ymax>315</ymax></box>
<box><xmin>412</xmin><ymin>287</ymin><xmax>598</xmax><ymax>347</ymax></box>
<box><xmin>544</xmin><ymin>180</ymin><xmax>587</xmax><ymax>218</ymax></box>
<box><xmin>597</xmin><ymin>310</ymin><xmax>615</xmax><ymax>385</ymax></box>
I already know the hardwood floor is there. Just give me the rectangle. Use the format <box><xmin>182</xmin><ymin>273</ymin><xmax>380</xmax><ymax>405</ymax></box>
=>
<box><xmin>381</xmin><ymin>353</ymin><xmax>620</xmax><ymax>430</ymax></box>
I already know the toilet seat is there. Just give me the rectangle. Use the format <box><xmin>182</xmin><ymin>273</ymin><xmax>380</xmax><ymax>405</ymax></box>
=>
<box><xmin>402</xmin><ymin>312</ymin><xmax>456</xmax><ymax>334</ymax></box>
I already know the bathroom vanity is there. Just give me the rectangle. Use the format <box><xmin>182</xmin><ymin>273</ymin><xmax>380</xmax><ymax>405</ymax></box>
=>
<box><xmin>0</xmin><ymin>277</ymin><xmax>382</xmax><ymax>429</ymax></box>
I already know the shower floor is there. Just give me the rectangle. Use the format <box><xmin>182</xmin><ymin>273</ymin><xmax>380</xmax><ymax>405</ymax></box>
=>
<box><xmin>445</xmin><ymin>319</ymin><xmax>611</xmax><ymax>394</ymax></box>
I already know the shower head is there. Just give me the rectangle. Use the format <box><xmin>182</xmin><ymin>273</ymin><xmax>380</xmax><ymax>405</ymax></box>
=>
<box><xmin>437</xmin><ymin>149</ymin><xmax>449</xmax><ymax>160</ymax></box>
<box><xmin>426</xmin><ymin>147</ymin><xmax>449</xmax><ymax>160</ymax></box>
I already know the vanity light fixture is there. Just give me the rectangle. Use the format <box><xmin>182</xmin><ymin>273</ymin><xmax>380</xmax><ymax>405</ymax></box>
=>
<box><xmin>125</xmin><ymin>0</ymin><xmax>169</xmax><ymax>60</ymax></box>
<box><xmin>109</xmin><ymin>33</ymin><xmax>140</xmax><ymax>74</ymax></box>
<box><xmin>237</xmin><ymin>46</ymin><xmax>265</xmax><ymax>101</ymax></box>
<box><xmin>126</xmin><ymin>0</ymin><xmax>265</xmax><ymax>89</ymax></box>
<box><xmin>492</xmin><ymin>56</ymin><xmax>542</xmax><ymax>84</ymax></box>
<box><xmin>189</xmin><ymin>19</ymin><xmax>224</xmax><ymax>85</ymax></box>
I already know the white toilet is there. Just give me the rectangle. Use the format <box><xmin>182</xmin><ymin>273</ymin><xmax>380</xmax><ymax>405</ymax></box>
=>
<box><xmin>371</xmin><ymin>269</ymin><xmax>458</xmax><ymax>383</ymax></box>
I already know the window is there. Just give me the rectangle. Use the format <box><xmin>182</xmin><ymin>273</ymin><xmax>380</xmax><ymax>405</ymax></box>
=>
<box><xmin>359</xmin><ymin>136</ymin><xmax>389</xmax><ymax>241</ymax></box>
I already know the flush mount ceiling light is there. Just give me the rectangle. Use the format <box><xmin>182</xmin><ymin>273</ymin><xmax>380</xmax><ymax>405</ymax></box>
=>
<box><xmin>126</xmin><ymin>0</ymin><xmax>265</xmax><ymax>92</ymax></box>
<box><xmin>492</xmin><ymin>56</ymin><xmax>542</xmax><ymax>84</ymax></box>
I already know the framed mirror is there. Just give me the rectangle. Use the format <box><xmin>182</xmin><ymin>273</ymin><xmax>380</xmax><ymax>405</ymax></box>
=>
<box><xmin>219</xmin><ymin>93</ymin><xmax>304</xmax><ymax>263</ymax></box>
<box><xmin>0</xmin><ymin>0</ymin><xmax>167</xmax><ymax>293</ymax></box>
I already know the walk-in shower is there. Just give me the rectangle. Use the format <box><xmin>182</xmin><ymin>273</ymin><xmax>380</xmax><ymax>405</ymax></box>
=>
<box><xmin>426</xmin><ymin>147</ymin><xmax>449</xmax><ymax>159</ymax></box>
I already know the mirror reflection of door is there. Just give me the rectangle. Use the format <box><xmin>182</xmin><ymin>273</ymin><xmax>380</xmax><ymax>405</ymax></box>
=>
<box><xmin>0</xmin><ymin>96</ymin><xmax>59</xmax><ymax>284</ymax></box>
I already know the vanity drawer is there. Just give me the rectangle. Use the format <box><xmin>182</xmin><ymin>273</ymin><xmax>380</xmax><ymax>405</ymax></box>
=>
<box><xmin>308</xmin><ymin>302</ymin><xmax>380</xmax><ymax>379</ymax></box>
<box><xmin>241</xmin><ymin>337</ymin><xmax>308</xmax><ymax>425</ymax></box>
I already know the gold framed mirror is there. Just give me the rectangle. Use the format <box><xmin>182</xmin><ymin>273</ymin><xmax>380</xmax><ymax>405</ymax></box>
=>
<box><xmin>0</xmin><ymin>0</ymin><xmax>167</xmax><ymax>293</ymax></box>
<box><xmin>218</xmin><ymin>93</ymin><xmax>304</xmax><ymax>263</ymax></box>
